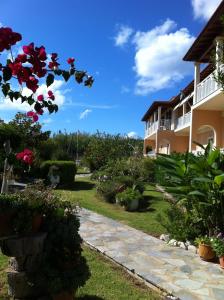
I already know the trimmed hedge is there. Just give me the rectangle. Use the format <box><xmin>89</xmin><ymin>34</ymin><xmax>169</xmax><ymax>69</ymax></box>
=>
<box><xmin>40</xmin><ymin>160</ymin><xmax>77</xmax><ymax>185</ymax></box>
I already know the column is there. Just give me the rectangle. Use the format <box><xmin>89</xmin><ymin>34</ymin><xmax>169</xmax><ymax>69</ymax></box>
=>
<box><xmin>215</xmin><ymin>37</ymin><xmax>224</xmax><ymax>71</ymax></box>
<box><xmin>158</xmin><ymin>106</ymin><xmax>161</xmax><ymax>129</ymax></box>
<box><xmin>193</xmin><ymin>62</ymin><xmax>200</xmax><ymax>104</ymax></box>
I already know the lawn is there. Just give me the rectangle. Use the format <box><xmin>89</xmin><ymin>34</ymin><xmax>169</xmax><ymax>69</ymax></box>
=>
<box><xmin>0</xmin><ymin>247</ymin><xmax>161</xmax><ymax>300</ymax></box>
<box><xmin>58</xmin><ymin>177</ymin><xmax>169</xmax><ymax>237</ymax></box>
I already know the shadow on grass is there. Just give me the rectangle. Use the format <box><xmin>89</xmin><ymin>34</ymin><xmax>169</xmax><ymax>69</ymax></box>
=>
<box><xmin>60</xmin><ymin>180</ymin><xmax>95</xmax><ymax>191</ymax></box>
<box><xmin>138</xmin><ymin>195</ymin><xmax>159</xmax><ymax>212</ymax></box>
<box><xmin>77</xmin><ymin>296</ymin><xmax>105</xmax><ymax>300</ymax></box>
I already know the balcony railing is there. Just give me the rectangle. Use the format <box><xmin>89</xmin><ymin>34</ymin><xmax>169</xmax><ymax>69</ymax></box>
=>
<box><xmin>175</xmin><ymin>112</ymin><xmax>191</xmax><ymax>130</ymax></box>
<box><xmin>195</xmin><ymin>66</ymin><xmax>224</xmax><ymax>104</ymax></box>
<box><xmin>145</xmin><ymin>119</ymin><xmax>171</xmax><ymax>137</ymax></box>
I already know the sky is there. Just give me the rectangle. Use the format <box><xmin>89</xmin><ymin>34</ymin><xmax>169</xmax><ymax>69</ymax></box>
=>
<box><xmin>0</xmin><ymin>0</ymin><xmax>222</xmax><ymax>138</ymax></box>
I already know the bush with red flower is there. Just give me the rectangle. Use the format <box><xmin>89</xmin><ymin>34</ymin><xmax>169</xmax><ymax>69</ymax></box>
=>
<box><xmin>16</xmin><ymin>149</ymin><xmax>34</xmax><ymax>165</ymax></box>
<box><xmin>0</xmin><ymin>27</ymin><xmax>93</xmax><ymax>123</ymax></box>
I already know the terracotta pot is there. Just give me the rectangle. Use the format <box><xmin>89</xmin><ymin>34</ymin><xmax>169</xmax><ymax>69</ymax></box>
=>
<box><xmin>198</xmin><ymin>243</ymin><xmax>215</xmax><ymax>261</ymax></box>
<box><xmin>0</xmin><ymin>212</ymin><xmax>14</xmax><ymax>237</ymax></box>
<box><xmin>219</xmin><ymin>256</ymin><xmax>224</xmax><ymax>269</ymax></box>
<box><xmin>32</xmin><ymin>214</ymin><xmax>43</xmax><ymax>233</ymax></box>
<box><xmin>53</xmin><ymin>291</ymin><xmax>74</xmax><ymax>300</ymax></box>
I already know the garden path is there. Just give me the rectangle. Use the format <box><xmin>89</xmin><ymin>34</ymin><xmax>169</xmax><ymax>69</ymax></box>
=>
<box><xmin>79</xmin><ymin>208</ymin><xmax>224</xmax><ymax>300</ymax></box>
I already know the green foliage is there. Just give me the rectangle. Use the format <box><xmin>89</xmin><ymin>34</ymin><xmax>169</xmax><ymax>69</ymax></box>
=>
<box><xmin>83</xmin><ymin>132</ymin><xmax>143</xmax><ymax>171</ymax></box>
<box><xmin>96</xmin><ymin>180</ymin><xmax>120</xmax><ymax>203</ymax></box>
<box><xmin>211</xmin><ymin>237</ymin><xmax>224</xmax><ymax>257</ymax></box>
<box><xmin>156</xmin><ymin>144</ymin><xmax>224</xmax><ymax>238</ymax></box>
<box><xmin>116</xmin><ymin>187</ymin><xmax>143</xmax><ymax>209</ymax></box>
<box><xmin>195</xmin><ymin>236</ymin><xmax>212</xmax><ymax>246</ymax></box>
<box><xmin>40</xmin><ymin>160</ymin><xmax>77</xmax><ymax>185</ymax></box>
<box><xmin>157</xmin><ymin>205</ymin><xmax>204</xmax><ymax>243</ymax></box>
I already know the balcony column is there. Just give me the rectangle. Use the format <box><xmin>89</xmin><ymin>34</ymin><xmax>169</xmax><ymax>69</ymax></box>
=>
<box><xmin>215</xmin><ymin>37</ymin><xmax>224</xmax><ymax>71</ymax></box>
<box><xmin>171</xmin><ymin>110</ymin><xmax>176</xmax><ymax>130</ymax></box>
<box><xmin>158</xmin><ymin>106</ymin><xmax>161</xmax><ymax>128</ymax></box>
<box><xmin>193</xmin><ymin>62</ymin><xmax>200</xmax><ymax>104</ymax></box>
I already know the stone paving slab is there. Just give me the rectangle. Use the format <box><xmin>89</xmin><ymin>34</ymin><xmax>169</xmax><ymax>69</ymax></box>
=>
<box><xmin>78</xmin><ymin>208</ymin><xmax>224</xmax><ymax>300</ymax></box>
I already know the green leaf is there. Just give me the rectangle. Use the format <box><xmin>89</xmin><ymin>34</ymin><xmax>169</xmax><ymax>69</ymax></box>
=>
<box><xmin>3</xmin><ymin>67</ymin><xmax>12</xmax><ymax>82</ymax></box>
<box><xmin>75</xmin><ymin>71</ymin><xmax>85</xmax><ymax>83</ymax></box>
<box><xmin>46</xmin><ymin>73</ymin><xmax>54</xmax><ymax>87</ymax></box>
<box><xmin>27</xmin><ymin>96</ymin><xmax>35</xmax><ymax>106</ymax></box>
<box><xmin>13</xmin><ymin>92</ymin><xmax>20</xmax><ymax>100</ymax></box>
<box><xmin>2</xmin><ymin>83</ymin><xmax>10</xmax><ymax>97</ymax></box>
<box><xmin>214</xmin><ymin>174</ymin><xmax>224</xmax><ymax>187</ymax></box>
<box><xmin>188</xmin><ymin>191</ymin><xmax>206</xmax><ymax>197</ymax></box>
<box><xmin>34</xmin><ymin>102</ymin><xmax>42</xmax><ymax>112</ymax></box>
<box><xmin>62</xmin><ymin>71</ymin><xmax>70</xmax><ymax>82</ymax></box>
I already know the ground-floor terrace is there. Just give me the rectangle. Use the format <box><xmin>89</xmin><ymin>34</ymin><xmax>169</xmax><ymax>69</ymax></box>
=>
<box><xmin>144</xmin><ymin>108</ymin><xmax>224</xmax><ymax>155</ymax></box>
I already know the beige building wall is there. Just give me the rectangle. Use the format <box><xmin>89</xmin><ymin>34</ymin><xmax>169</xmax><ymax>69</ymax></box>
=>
<box><xmin>190</xmin><ymin>109</ymin><xmax>224</xmax><ymax>151</ymax></box>
<box><xmin>157</xmin><ymin>131</ymin><xmax>189</xmax><ymax>154</ymax></box>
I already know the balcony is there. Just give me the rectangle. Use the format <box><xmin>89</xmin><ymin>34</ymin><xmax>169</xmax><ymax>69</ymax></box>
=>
<box><xmin>195</xmin><ymin>66</ymin><xmax>224</xmax><ymax>104</ymax></box>
<box><xmin>145</xmin><ymin>119</ymin><xmax>171</xmax><ymax>138</ymax></box>
<box><xmin>174</xmin><ymin>112</ymin><xmax>191</xmax><ymax>130</ymax></box>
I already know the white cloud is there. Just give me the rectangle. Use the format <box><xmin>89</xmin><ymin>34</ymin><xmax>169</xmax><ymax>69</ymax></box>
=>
<box><xmin>121</xmin><ymin>85</ymin><xmax>130</xmax><ymax>94</ymax></box>
<box><xmin>127</xmin><ymin>131</ymin><xmax>138</xmax><ymax>139</ymax></box>
<box><xmin>42</xmin><ymin>118</ymin><xmax>53</xmax><ymax>124</ymax></box>
<box><xmin>191</xmin><ymin>0</ymin><xmax>222</xmax><ymax>20</ymax></box>
<box><xmin>0</xmin><ymin>79</ymin><xmax>66</xmax><ymax>112</ymax></box>
<box><xmin>79</xmin><ymin>109</ymin><xmax>92</xmax><ymax>120</ymax></box>
<box><xmin>114</xmin><ymin>25</ymin><xmax>133</xmax><ymax>47</ymax></box>
<box><xmin>132</xmin><ymin>19</ymin><xmax>195</xmax><ymax>95</ymax></box>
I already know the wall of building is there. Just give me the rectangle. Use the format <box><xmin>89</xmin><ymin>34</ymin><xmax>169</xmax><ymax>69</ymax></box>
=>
<box><xmin>190</xmin><ymin>109</ymin><xmax>224</xmax><ymax>151</ymax></box>
<box><xmin>143</xmin><ymin>139</ymin><xmax>156</xmax><ymax>154</ymax></box>
<box><xmin>157</xmin><ymin>130</ymin><xmax>189</xmax><ymax>154</ymax></box>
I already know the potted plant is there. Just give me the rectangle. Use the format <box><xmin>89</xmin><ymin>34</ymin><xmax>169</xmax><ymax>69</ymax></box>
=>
<box><xmin>195</xmin><ymin>236</ymin><xmax>216</xmax><ymax>261</ymax></box>
<box><xmin>211</xmin><ymin>237</ymin><xmax>224</xmax><ymax>268</ymax></box>
<box><xmin>116</xmin><ymin>187</ymin><xmax>143</xmax><ymax>211</ymax></box>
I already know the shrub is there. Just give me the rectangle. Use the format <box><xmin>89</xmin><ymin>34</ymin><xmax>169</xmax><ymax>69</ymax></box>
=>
<box><xmin>157</xmin><ymin>205</ymin><xmax>205</xmax><ymax>243</ymax></box>
<box><xmin>116</xmin><ymin>187</ymin><xmax>143</xmax><ymax>211</ymax></box>
<box><xmin>96</xmin><ymin>181</ymin><xmax>120</xmax><ymax>203</ymax></box>
<box><xmin>40</xmin><ymin>160</ymin><xmax>77</xmax><ymax>185</ymax></box>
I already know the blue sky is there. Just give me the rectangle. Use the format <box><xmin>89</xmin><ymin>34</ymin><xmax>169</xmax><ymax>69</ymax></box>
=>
<box><xmin>0</xmin><ymin>0</ymin><xmax>222</xmax><ymax>137</ymax></box>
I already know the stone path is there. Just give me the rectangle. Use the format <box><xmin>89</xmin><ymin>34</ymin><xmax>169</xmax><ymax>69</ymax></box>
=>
<box><xmin>79</xmin><ymin>208</ymin><xmax>224</xmax><ymax>300</ymax></box>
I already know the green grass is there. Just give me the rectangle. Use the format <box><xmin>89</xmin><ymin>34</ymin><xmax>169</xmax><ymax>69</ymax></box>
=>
<box><xmin>58</xmin><ymin>177</ymin><xmax>169</xmax><ymax>237</ymax></box>
<box><xmin>0</xmin><ymin>247</ymin><xmax>161</xmax><ymax>300</ymax></box>
<box><xmin>0</xmin><ymin>253</ymin><xmax>8</xmax><ymax>299</ymax></box>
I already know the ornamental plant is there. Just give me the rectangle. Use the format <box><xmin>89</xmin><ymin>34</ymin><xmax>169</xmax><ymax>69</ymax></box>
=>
<box><xmin>211</xmin><ymin>236</ymin><xmax>224</xmax><ymax>257</ymax></box>
<box><xmin>0</xmin><ymin>27</ymin><xmax>93</xmax><ymax>122</ymax></box>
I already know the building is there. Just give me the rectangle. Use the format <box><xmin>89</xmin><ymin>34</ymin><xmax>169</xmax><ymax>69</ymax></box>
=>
<box><xmin>142</xmin><ymin>1</ymin><xmax>224</xmax><ymax>156</ymax></box>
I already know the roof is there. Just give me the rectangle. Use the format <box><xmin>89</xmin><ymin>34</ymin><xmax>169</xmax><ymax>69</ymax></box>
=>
<box><xmin>141</xmin><ymin>64</ymin><xmax>214</xmax><ymax>122</ymax></box>
<box><xmin>183</xmin><ymin>1</ymin><xmax>224</xmax><ymax>62</ymax></box>
<box><xmin>141</xmin><ymin>98</ymin><xmax>177</xmax><ymax>122</ymax></box>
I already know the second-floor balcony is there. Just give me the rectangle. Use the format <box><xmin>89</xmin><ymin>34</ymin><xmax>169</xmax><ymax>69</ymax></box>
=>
<box><xmin>195</xmin><ymin>65</ymin><xmax>224</xmax><ymax>104</ymax></box>
<box><xmin>145</xmin><ymin>119</ymin><xmax>171</xmax><ymax>137</ymax></box>
<box><xmin>174</xmin><ymin>112</ymin><xmax>191</xmax><ymax>130</ymax></box>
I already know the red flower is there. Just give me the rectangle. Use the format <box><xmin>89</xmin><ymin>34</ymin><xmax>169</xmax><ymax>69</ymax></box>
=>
<box><xmin>37</xmin><ymin>94</ymin><xmax>44</xmax><ymax>101</ymax></box>
<box><xmin>0</xmin><ymin>27</ymin><xmax>21</xmax><ymax>52</ymax></box>
<box><xmin>27</xmin><ymin>111</ymin><xmax>39</xmax><ymax>122</ymax></box>
<box><xmin>26</xmin><ymin>76</ymin><xmax>39</xmax><ymax>93</ymax></box>
<box><xmin>37</xmin><ymin>108</ymin><xmax>44</xmax><ymax>115</ymax></box>
<box><xmin>23</xmin><ymin>43</ymin><xmax>34</xmax><ymax>55</ymax></box>
<box><xmin>48</xmin><ymin>90</ymin><xmax>55</xmax><ymax>100</ymax></box>
<box><xmin>48</xmin><ymin>61</ymin><xmax>59</xmax><ymax>70</ymax></box>
<box><xmin>16</xmin><ymin>148</ymin><xmax>34</xmax><ymax>165</ymax></box>
<box><xmin>67</xmin><ymin>57</ymin><xmax>75</xmax><ymax>65</ymax></box>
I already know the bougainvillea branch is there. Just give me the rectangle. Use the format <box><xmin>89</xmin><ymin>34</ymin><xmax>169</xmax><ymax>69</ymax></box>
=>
<box><xmin>0</xmin><ymin>27</ymin><xmax>94</xmax><ymax>122</ymax></box>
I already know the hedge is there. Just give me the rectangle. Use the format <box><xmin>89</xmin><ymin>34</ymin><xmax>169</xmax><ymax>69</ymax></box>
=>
<box><xmin>40</xmin><ymin>160</ymin><xmax>77</xmax><ymax>185</ymax></box>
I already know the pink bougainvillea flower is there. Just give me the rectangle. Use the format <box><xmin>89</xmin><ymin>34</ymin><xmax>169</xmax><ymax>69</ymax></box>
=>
<box><xmin>16</xmin><ymin>148</ymin><xmax>34</xmax><ymax>165</ymax></box>
<box><xmin>23</xmin><ymin>42</ymin><xmax>34</xmax><ymax>55</ymax></box>
<box><xmin>27</xmin><ymin>111</ymin><xmax>39</xmax><ymax>122</ymax></box>
<box><xmin>51</xmin><ymin>53</ymin><xmax>58</xmax><ymax>60</ymax></box>
<box><xmin>27</xmin><ymin>111</ymin><xmax>35</xmax><ymax>117</ymax></box>
<box><xmin>26</xmin><ymin>76</ymin><xmax>38</xmax><ymax>93</ymax></box>
<box><xmin>48</xmin><ymin>90</ymin><xmax>55</xmax><ymax>100</ymax></box>
<box><xmin>37</xmin><ymin>94</ymin><xmax>44</xmax><ymax>101</ymax></box>
<box><xmin>0</xmin><ymin>27</ymin><xmax>22</xmax><ymax>52</ymax></box>
<box><xmin>67</xmin><ymin>57</ymin><xmax>75</xmax><ymax>65</ymax></box>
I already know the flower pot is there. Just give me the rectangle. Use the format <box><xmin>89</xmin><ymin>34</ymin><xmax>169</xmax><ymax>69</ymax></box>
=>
<box><xmin>0</xmin><ymin>212</ymin><xmax>14</xmax><ymax>237</ymax></box>
<box><xmin>125</xmin><ymin>199</ymin><xmax>139</xmax><ymax>212</ymax></box>
<box><xmin>219</xmin><ymin>256</ymin><xmax>224</xmax><ymax>269</ymax></box>
<box><xmin>53</xmin><ymin>291</ymin><xmax>74</xmax><ymax>300</ymax></box>
<box><xmin>32</xmin><ymin>214</ymin><xmax>43</xmax><ymax>233</ymax></box>
<box><xmin>198</xmin><ymin>243</ymin><xmax>215</xmax><ymax>261</ymax></box>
